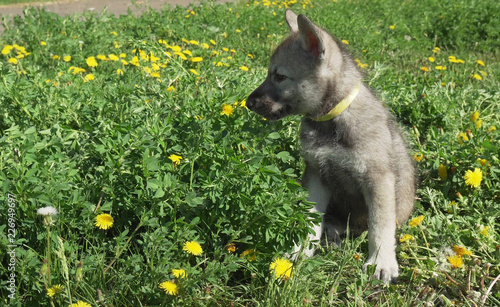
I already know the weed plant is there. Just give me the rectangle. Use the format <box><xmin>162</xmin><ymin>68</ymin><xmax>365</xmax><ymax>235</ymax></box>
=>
<box><xmin>0</xmin><ymin>0</ymin><xmax>499</xmax><ymax>306</ymax></box>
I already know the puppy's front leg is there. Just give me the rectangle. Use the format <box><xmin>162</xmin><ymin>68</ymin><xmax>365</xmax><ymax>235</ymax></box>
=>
<box><xmin>292</xmin><ymin>166</ymin><xmax>331</xmax><ymax>259</ymax></box>
<box><xmin>363</xmin><ymin>172</ymin><xmax>399</xmax><ymax>283</ymax></box>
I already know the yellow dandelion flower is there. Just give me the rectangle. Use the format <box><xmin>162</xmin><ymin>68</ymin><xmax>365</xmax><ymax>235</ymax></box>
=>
<box><xmin>453</xmin><ymin>245</ymin><xmax>472</xmax><ymax>257</ymax></box>
<box><xmin>476</xmin><ymin>60</ymin><xmax>485</xmax><ymax>66</ymax></box>
<box><xmin>183</xmin><ymin>241</ymin><xmax>203</xmax><ymax>256</ymax></box>
<box><xmin>389</xmin><ymin>25</ymin><xmax>395</xmax><ymax>30</ymax></box>
<box><xmin>239</xmin><ymin>99</ymin><xmax>247</xmax><ymax>108</ymax></box>
<box><xmin>70</xmin><ymin>301</ymin><xmax>92</xmax><ymax>307</ymax></box>
<box><xmin>435</xmin><ymin>65</ymin><xmax>446</xmax><ymax>70</ymax></box>
<box><xmin>63</xmin><ymin>55</ymin><xmax>71</xmax><ymax>62</ymax></box>
<box><xmin>480</xmin><ymin>70</ymin><xmax>487</xmax><ymax>76</ymax></box>
<box><xmin>8</xmin><ymin>58</ymin><xmax>18</xmax><ymax>65</ymax></box>
<box><xmin>473</xmin><ymin>74</ymin><xmax>482</xmax><ymax>80</ymax></box>
<box><xmin>227</xmin><ymin>243</ymin><xmax>236</xmax><ymax>253</ymax></box>
<box><xmin>464</xmin><ymin>168</ymin><xmax>482</xmax><ymax>188</ymax></box>
<box><xmin>84</xmin><ymin>74</ymin><xmax>94</xmax><ymax>82</ymax></box>
<box><xmin>109</xmin><ymin>54</ymin><xmax>119</xmax><ymax>61</ymax></box>
<box><xmin>457</xmin><ymin>132</ymin><xmax>469</xmax><ymax>144</ymax></box>
<box><xmin>248</xmin><ymin>54</ymin><xmax>254</xmax><ymax>59</ymax></box>
<box><xmin>438</xmin><ymin>164</ymin><xmax>447</xmax><ymax>180</ymax></box>
<box><xmin>2</xmin><ymin>45</ymin><xmax>13</xmax><ymax>55</ymax></box>
<box><xmin>409</xmin><ymin>215</ymin><xmax>424</xmax><ymax>228</ymax></box>
<box><xmin>94</xmin><ymin>213</ymin><xmax>114</xmax><ymax>230</ymax></box>
<box><xmin>173</xmin><ymin>52</ymin><xmax>187</xmax><ymax>60</ymax></box>
<box><xmin>47</xmin><ymin>284</ymin><xmax>64</xmax><ymax>297</ymax></box>
<box><xmin>201</xmin><ymin>43</ymin><xmax>209</xmax><ymax>49</ymax></box>
<box><xmin>240</xmin><ymin>249</ymin><xmax>257</xmax><ymax>261</ymax></box>
<box><xmin>97</xmin><ymin>54</ymin><xmax>108</xmax><ymax>61</ymax></box>
<box><xmin>189</xmin><ymin>57</ymin><xmax>203</xmax><ymax>63</ymax></box>
<box><xmin>129</xmin><ymin>56</ymin><xmax>140</xmax><ymax>66</ymax></box>
<box><xmin>489</xmin><ymin>126</ymin><xmax>496</xmax><ymax>132</ymax></box>
<box><xmin>475</xmin><ymin>119</ymin><xmax>482</xmax><ymax>129</ymax></box>
<box><xmin>479</xmin><ymin>225</ymin><xmax>489</xmax><ymax>236</ymax></box>
<box><xmin>413</xmin><ymin>153</ymin><xmax>424</xmax><ymax>162</ymax></box>
<box><xmin>221</xmin><ymin>104</ymin><xmax>234</xmax><ymax>116</ymax></box>
<box><xmin>68</xmin><ymin>66</ymin><xmax>86</xmax><ymax>74</ymax></box>
<box><xmin>210</xmin><ymin>39</ymin><xmax>217</xmax><ymax>45</ymax></box>
<box><xmin>159</xmin><ymin>280</ymin><xmax>178</xmax><ymax>295</ymax></box>
<box><xmin>169</xmin><ymin>45</ymin><xmax>181</xmax><ymax>52</ymax></box>
<box><xmin>432</xmin><ymin>46</ymin><xmax>440</xmax><ymax>53</ymax></box>
<box><xmin>166</xmin><ymin>86</ymin><xmax>175</xmax><ymax>93</ymax></box>
<box><xmin>86</xmin><ymin>56</ymin><xmax>98</xmax><ymax>67</ymax></box>
<box><xmin>52</xmin><ymin>55</ymin><xmax>60</xmax><ymax>60</ymax></box>
<box><xmin>399</xmin><ymin>234</ymin><xmax>413</xmax><ymax>243</ymax></box>
<box><xmin>239</xmin><ymin>66</ymin><xmax>249</xmax><ymax>71</ymax></box>
<box><xmin>269</xmin><ymin>257</ymin><xmax>293</xmax><ymax>280</ymax></box>
<box><xmin>120</xmin><ymin>53</ymin><xmax>127</xmax><ymax>58</ymax></box>
<box><xmin>428</xmin><ymin>56</ymin><xmax>435</xmax><ymax>62</ymax></box>
<box><xmin>189</xmin><ymin>69</ymin><xmax>199</xmax><ymax>75</ymax></box>
<box><xmin>172</xmin><ymin>269</ymin><xmax>187</xmax><ymax>279</ymax></box>
<box><xmin>447</xmin><ymin>255</ymin><xmax>463</xmax><ymax>269</ymax></box>
<box><xmin>190</xmin><ymin>40</ymin><xmax>199</xmax><ymax>45</ymax></box>
<box><xmin>40</xmin><ymin>41</ymin><xmax>47</xmax><ymax>46</ymax></box>
<box><xmin>478</xmin><ymin>158</ymin><xmax>487</xmax><ymax>166</ymax></box>
<box><xmin>420</xmin><ymin>66</ymin><xmax>430</xmax><ymax>72</ymax></box>
<box><xmin>117</xmin><ymin>69</ymin><xmax>124</xmax><ymax>76</ymax></box>
<box><xmin>470</xmin><ymin>111</ymin><xmax>479</xmax><ymax>122</ymax></box>
<box><xmin>168</xmin><ymin>154</ymin><xmax>182</xmax><ymax>166</ymax></box>
<box><xmin>341</xmin><ymin>39</ymin><xmax>349</xmax><ymax>45</ymax></box>
<box><xmin>182</xmin><ymin>50</ymin><xmax>192</xmax><ymax>57</ymax></box>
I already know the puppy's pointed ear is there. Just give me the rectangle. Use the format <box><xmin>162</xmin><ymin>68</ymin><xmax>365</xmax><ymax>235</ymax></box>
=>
<box><xmin>285</xmin><ymin>10</ymin><xmax>299</xmax><ymax>32</ymax></box>
<box><xmin>297</xmin><ymin>14</ymin><xmax>324</xmax><ymax>59</ymax></box>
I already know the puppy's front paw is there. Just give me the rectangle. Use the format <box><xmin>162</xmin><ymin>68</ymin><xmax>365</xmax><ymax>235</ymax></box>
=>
<box><xmin>363</xmin><ymin>255</ymin><xmax>399</xmax><ymax>283</ymax></box>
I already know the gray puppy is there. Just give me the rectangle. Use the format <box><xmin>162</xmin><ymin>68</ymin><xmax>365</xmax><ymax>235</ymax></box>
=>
<box><xmin>246</xmin><ymin>10</ymin><xmax>415</xmax><ymax>283</ymax></box>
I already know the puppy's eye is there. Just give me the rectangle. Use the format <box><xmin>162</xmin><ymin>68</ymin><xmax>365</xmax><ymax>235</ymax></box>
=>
<box><xmin>274</xmin><ymin>73</ymin><xmax>288</xmax><ymax>83</ymax></box>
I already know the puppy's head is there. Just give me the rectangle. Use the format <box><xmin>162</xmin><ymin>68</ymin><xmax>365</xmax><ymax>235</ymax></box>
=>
<box><xmin>246</xmin><ymin>10</ymin><xmax>343</xmax><ymax>120</ymax></box>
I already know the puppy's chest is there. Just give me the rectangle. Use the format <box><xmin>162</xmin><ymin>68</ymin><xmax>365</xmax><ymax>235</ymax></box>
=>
<box><xmin>300</xmin><ymin>126</ymin><xmax>367</xmax><ymax>179</ymax></box>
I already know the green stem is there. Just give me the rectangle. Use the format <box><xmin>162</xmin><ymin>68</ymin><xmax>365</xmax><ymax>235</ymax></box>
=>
<box><xmin>420</xmin><ymin>228</ymin><xmax>432</xmax><ymax>258</ymax></box>
<box><xmin>47</xmin><ymin>225</ymin><xmax>51</xmax><ymax>286</ymax></box>
<box><xmin>103</xmin><ymin>221</ymin><xmax>143</xmax><ymax>274</ymax></box>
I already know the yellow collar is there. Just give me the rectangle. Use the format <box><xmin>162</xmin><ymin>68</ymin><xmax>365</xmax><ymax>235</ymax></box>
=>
<box><xmin>312</xmin><ymin>82</ymin><xmax>361</xmax><ymax>122</ymax></box>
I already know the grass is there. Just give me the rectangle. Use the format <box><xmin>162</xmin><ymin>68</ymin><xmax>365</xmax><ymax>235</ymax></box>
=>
<box><xmin>0</xmin><ymin>0</ymin><xmax>499</xmax><ymax>306</ymax></box>
<box><xmin>0</xmin><ymin>0</ymin><xmax>48</xmax><ymax>6</ymax></box>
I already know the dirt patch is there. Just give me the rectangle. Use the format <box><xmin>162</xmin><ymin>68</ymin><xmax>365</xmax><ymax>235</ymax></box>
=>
<box><xmin>1</xmin><ymin>0</ymin><xmax>235</xmax><ymax>32</ymax></box>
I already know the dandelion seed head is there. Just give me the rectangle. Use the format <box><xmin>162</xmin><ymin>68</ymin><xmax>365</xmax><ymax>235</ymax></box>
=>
<box><xmin>37</xmin><ymin>206</ymin><xmax>58</xmax><ymax>216</ymax></box>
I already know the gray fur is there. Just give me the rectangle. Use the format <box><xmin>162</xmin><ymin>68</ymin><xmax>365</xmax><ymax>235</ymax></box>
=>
<box><xmin>246</xmin><ymin>10</ymin><xmax>415</xmax><ymax>283</ymax></box>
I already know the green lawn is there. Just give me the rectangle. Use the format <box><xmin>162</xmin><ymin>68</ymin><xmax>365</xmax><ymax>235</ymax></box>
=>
<box><xmin>0</xmin><ymin>0</ymin><xmax>499</xmax><ymax>306</ymax></box>
<box><xmin>0</xmin><ymin>0</ymin><xmax>48</xmax><ymax>6</ymax></box>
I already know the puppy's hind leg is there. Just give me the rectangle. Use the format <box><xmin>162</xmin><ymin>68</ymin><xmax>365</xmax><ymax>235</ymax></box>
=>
<box><xmin>323</xmin><ymin>214</ymin><xmax>346</xmax><ymax>247</ymax></box>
